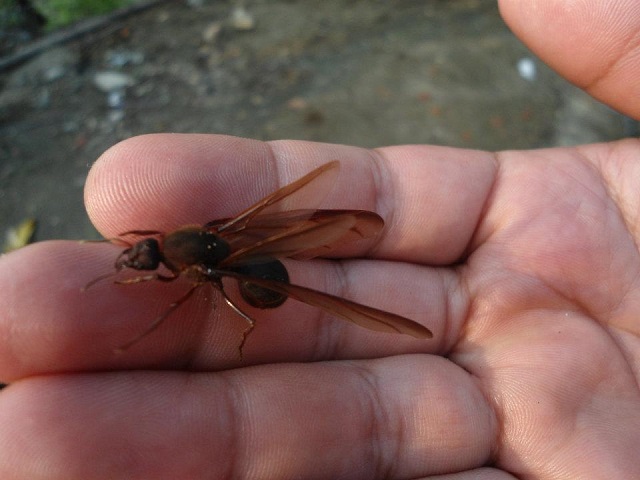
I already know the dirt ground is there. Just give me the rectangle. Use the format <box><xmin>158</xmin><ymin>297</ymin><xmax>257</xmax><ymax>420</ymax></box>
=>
<box><xmin>0</xmin><ymin>0</ymin><xmax>630</xmax><ymax>243</ymax></box>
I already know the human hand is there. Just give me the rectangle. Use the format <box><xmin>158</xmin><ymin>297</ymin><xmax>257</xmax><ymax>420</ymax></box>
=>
<box><xmin>1</xmin><ymin>0</ymin><xmax>639</xmax><ymax>478</ymax></box>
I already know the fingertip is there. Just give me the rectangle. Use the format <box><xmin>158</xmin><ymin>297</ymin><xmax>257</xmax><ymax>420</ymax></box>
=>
<box><xmin>85</xmin><ymin>134</ymin><xmax>271</xmax><ymax>237</ymax></box>
<box><xmin>499</xmin><ymin>0</ymin><xmax>640</xmax><ymax>118</ymax></box>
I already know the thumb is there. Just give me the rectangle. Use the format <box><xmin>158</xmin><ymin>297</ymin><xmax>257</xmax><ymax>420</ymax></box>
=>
<box><xmin>499</xmin><ymin>0</ymin><xmax>640</xmax><ymax>119</ymax></box>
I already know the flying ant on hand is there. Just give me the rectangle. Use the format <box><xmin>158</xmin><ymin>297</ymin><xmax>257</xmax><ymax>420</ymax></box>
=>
<box><xmin>84</xmin><ymin>161</ymin><xmax>432</xmax><ymax>355</ymax></box>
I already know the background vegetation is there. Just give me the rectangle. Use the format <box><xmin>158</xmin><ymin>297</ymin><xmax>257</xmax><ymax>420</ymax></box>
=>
<box><xmin>1</xmin><ymin>0</ymin><xmax>134</xmax><ymax>30</ymax></box>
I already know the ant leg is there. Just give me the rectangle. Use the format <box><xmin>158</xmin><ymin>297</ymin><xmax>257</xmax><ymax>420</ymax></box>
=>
<box><xmin>118</xmin><ymin>230</ymin><xmax>164</xmax><ymax>236</ymax></box>
<box><xmin>80</xmin><ymin>237</ymin><xmax>132</xmax><ymax>248</ymax></box>
<box><xmin>86</xmin><ymin>271</ymin><xmax>177</xmax><ymax>290</ymax></box>
<box><xmin>115</xmin><ymin>273</ymin><xmax>178</xmax><ymax>285</ymax></box>
<box><xmin>220</xmin><ymin>289</ymin><xmax>256</xmax><ymax>359</ymax></box>
<box><xmin>79</xmin><ymin>238</ymin><xmax>113</xmax><ymax>244</ymax></box>
<box><xmin>82</xmin><ymin>271</ymin><xmax>117</xmax><ymax>291</ymax></box>
<box><xmin>82</xmin><ymin>230</ymin><xmax>163</xmax><ymax>247</ymax></box>
<box><xmin>116</xmin><ymin>283</ymin><xmax>201</xmax><ymax>352</ymax></box>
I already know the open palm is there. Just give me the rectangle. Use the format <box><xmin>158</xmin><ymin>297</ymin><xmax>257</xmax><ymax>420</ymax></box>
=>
<box><xmin>1</xmin><ymin>0</ymin><xmax>639</xmax><ymax>478</ymax></box>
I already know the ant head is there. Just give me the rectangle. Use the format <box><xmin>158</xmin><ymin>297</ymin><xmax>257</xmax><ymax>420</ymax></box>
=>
<box><xmin>116</xmin><ymin>238</ymin><xmax>161</xmax><ymax>271</ymax></box>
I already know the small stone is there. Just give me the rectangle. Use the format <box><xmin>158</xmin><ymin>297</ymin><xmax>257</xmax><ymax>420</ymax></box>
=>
<box><xmin>231</xmin><ymin>6</ymin><xmax>255</xmax><ymax>31</ymax></box>
<box><xmin>93</xmin><ymin>71</ymin><xmax>134</xmax><ymax>92</ymax></box>
<box><xmin>287</xmin><ymin>97</ymin><xmax>308</xmax><ymax>110</ymax></box>
<box><xmin>105</xmin><ymin>49</ymin><xmax>144</xmax><ymax>67</ymax></box>
<box><xmin>203</xmin><ymin>22</ymin><xmax>222</xmax><ymax>42</ymax></box>
<box><xmin>107</xmin><ymin>90</ymin><xmax>126</xmax><ymax>109</ymax></box>
<box><xmin>517</xmin><ymin>58</ymin><xmax>536</xmax><ymax>82</ymax></box>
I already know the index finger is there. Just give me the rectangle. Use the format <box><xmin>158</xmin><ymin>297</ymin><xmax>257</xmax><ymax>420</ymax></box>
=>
<box><xmin>85</xmin><ymin>134</ymin><xmax>497</xmax><ymax>265</ymax></box>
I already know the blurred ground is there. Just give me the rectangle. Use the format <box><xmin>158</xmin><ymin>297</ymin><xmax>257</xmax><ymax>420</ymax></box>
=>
<box><xmin>0</xmin><ymin>0</ymin><xmax>631</xmax><ymax>243</ymax></box>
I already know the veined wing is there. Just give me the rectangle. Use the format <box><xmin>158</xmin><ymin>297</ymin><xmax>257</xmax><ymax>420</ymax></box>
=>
<box><xmin>218</xmin><ymin>210</ymin><xmax>383</xmax><ymax>266</ymax></box>
<box><xmin>216</xmin><ymin>270</ymin><xmax>432</xmax><ymax>339</ymax></box>
<box><xmin>211</xmin><ymin>161</ymin><xmax>340</xmax><ymax>233</ymax></box>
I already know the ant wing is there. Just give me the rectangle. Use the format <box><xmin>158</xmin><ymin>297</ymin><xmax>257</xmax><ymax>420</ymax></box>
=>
<box><xmin>217</xmin><ymin>270</ymin><xmax>432</xmax><ymax>339</ymax></box>
<box><xmin>207</xmin><ymin>209</ymin><xmax>318</xmax><ymax>245</ymax></box>
<box><xmin>219</xmin><ymin>210</ymin><xmax>383</xmax><ymax>266</ymax></box>
<box><xmin>208</xmin><ymin>161</ymin><xmax>340</xmax><ymax>234</ymax></box>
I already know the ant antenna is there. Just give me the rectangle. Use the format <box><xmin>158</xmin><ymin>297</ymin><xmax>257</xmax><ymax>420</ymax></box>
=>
<box><xmin>82</xmin><ymin>271</ymin><xmax>120</xmax><ymax>291</ymax></box>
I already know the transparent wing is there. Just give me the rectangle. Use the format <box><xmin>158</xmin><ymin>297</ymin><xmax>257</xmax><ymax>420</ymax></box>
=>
<box><xmin>209</xmin><ymin>161</ymin><xmax>341</xmax><ymax>233</ymax></box>
<box><xmin>218</xmin><ymin>210</ymin><xmax>383</xmax><ymax>266</ymax></box>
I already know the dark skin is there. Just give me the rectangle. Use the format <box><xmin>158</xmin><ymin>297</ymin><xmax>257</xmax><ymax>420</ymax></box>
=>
<box><xmin>1</xmin><ymin>0</ymin><xmax>640</xmax><ymax>478</ymax></box>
